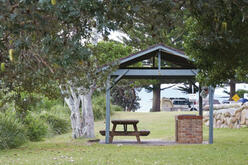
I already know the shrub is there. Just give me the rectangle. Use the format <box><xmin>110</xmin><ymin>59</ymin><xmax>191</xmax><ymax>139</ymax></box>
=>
<box><xmin>49</xmin><ymin>104</ymin><xmax>70</xmax><ymax>119</ymax></box>
<box><xmin>237</xmin><ymin>89</ymin><xmax>248</xmax><ymax>98</ymax></box>
<box><xmin>0</xmin><ymin>111</ymin><xmax>27</xmax><ymax>150</ymax></box>
<box><xmin>40</xmin><ymin>112</ymin><xmax>70</xmax><ymax>135</ymax></box>
<box><xmin>112</xmin><ymin>105</ymin><xmax>123</xmax><ymax>112</ymax></box>
<box><xmin>24</xmin><ymin>112</ymin><xmax>48</xmax><ymax>141</ymax></box>
<box><xmin>31</xmin><ymin>95</ymin><xmax>63</xmax><ymax>112</ymax></box>
<box><xmin>92</xmin><ymin>95</ymin><xmax>109</xmax><ymax>120</ymax></box>
<box><xmin>92</xmin><ymin>94</ymin><xmax>123</xmax><ymax>120</ymax></box>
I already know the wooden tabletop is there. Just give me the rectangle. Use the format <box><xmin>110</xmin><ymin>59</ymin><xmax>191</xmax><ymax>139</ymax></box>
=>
<box><xmin>111</xmin><ymin>120</ymin><xmax>139</xmax><ymax>124</ymax></box>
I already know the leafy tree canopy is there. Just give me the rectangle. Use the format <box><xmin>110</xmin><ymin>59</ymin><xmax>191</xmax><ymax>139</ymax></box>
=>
<box><xmin>90</xmin><ymin>41</ymin><xmax>141</xmax><ymax>111</ymax></box>
<box><xmin>0</xmin><ymin>0</ymin><xmax>134</xmax><ymax>114</ymax></box>
<box><xmin>0</xmin><ymin>0</ymin><xmax>122</xmax><ymax>91</ymax></box>
<box><xmin>184</xmin><ymin>0</ymin><xmax>248</xmax><ymax>86</ymax></box>
<box><xmin>121</xmin><ymin>0</ymin><xmax>186</xmax><ymax>50</ymax></box>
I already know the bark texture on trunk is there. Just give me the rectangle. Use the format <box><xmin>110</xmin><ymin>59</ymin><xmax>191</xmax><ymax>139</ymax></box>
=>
<box><xmin>64</xmin><ymin>87</ymin><xmax>83</xmax><ymax>139</ymax></box>
<box><xmin>152</xmin><ymin>84</ymin><xmax>161</xmax><ymax>112</ymax></box>
<box><xmin>62</xmin><ymin>86</ymin><xmax>95</xmax><ymax>139</ymax></box>
<box><xmin>229</xmin><ymin>80</ymin><xmax>236</xmax><ymax>100</ymax></box>
<box><xmin>80</xmin><ymin>89</ymin><xmax>95</xmax><ymax>138</ymax></box>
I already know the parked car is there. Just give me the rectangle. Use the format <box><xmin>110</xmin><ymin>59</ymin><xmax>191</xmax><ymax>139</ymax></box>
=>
<box><xmin>222</xmin><ymin>100</ymin><xmax>231</xmax><ymax>104</ymax></box>
<box><xmin>170</xmin><ymin>98</ymin><xmax>191</xmax><ymax>111</ymax></box>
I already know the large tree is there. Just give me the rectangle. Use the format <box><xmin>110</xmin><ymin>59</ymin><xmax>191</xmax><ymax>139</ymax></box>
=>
<box><xmin>119</xmin><ymin>1</ymin><xmax>188</xmax><ymax>112</ymax></box>
<box><xmin>0</xmin><ymin>0</ymin><xmax>112</xmax><ymax>107</ymax></box>
<box><xmin>0</xmin><ymin>0</ymin><xmax>135</xmax><ymax>138</ymax></box>
<box><xmin>111</xmin><ymin>82</ymin><xmax>141</xmax><ymax>112</ymax></box>
<box><xmin>121</xmin><ymin>0</ymin><xmax>186</xmax><ymax>49</ymax></box>
<box><xmin>90</xmin><ymin>41</ymin><xmax>142</xmax><ymax>112</ymax></box>
<box><xmin>184</xmin><ymin>1</ymin><xmax>248</xmax><ymax>87</ymax></box>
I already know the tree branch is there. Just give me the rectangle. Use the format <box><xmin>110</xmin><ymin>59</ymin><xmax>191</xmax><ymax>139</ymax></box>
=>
<box><xmin>161</xmin><ymin>85</ymin><xmax>176</xmax><ymax>90</ymax></box>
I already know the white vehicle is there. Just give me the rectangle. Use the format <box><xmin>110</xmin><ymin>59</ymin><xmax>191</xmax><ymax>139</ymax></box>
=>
<box><xmin>170</xmin><ymin>98</ymin><xmax>191</xmax><ymax>111</ymax></box>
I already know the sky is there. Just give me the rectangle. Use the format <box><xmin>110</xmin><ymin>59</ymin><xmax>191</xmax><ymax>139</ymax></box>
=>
<box><xmin>108</xmin><ymin>31</ymin><xmax>128</xmax><ymax>43</ymax></box>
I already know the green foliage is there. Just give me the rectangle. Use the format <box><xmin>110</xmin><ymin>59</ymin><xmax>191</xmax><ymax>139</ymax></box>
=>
<box><xmin>0</xmin><ymin>83</ymin><xmax>62</xmax><ymax>117</ymax></box>
<box><xmin>111</xmin><ymin>82</ymin><xmax>141</xmax><ymax>112</ymax></box>
<box><xmin>0</xmin><ymin>102</ymin><xmax>70</xmax><ymax>149</ymax></box>
<box><xmin>85</xmin><ymin>41</ymin><xmax>135</xmax><ymax>90</ymax></box>
<box><xmin>91</xmin><ymin>41</ymin><xmax>133</xmax><ymax>65</ymax></box>
<box><xmin>32</xmin><ymin>96</ymin><xmax>64</xmax><ymax>112</ymax></box>
<box><xmin>39</xmin><ymin>111</ymin><xmax>70</xmax><ymax>135</ymax></box>
<box><xmin>90</xmin><ymin>41</ymin><xmax>142</xmax><ymax>112</ymax></box>
<box><xmin>92</xmin><ymin>94</ymin><xmax>123</xmax><ymax>120</ymax></box>
<box><xmin>0</xmin><ymin>0</ymin><xmax>128</xmax><ymax>115</ymax></box>
<box><xmin>117</xmin><ymin>1</ymin><xmax>187</xmax><ymax>112</ymax></box>
<box><xmin>121</xmin><ymin>1</ymin><xmax>185</xmax><ymax>50</ymax></box>
<box><xmin>49</xmin><ymin>104</ymin><xmax>70</xmax><ymax>119</ymax></box>
<box><xmin>40</xmin><ymin>104</ymin><xmax>70</xmax><ymax>136</ymax></box>
<box><xmin>92</xmin><ymin>95</ymin><xmax>109</xmax><ymax>120</ymax></box>
<box><xmin>24</xmin><ymin>104</ymin><xmax>70</xmax><ymax>140</ymax></box>
<box><xmin>0</xmin><ymin>111</ymin><xmax>27</xmax><ymax>150</ymax></box>
<box><xmin>0</xmin><ymin>88</ymin><xmax>15</xmax><ymax>112</ymax></box>
<box><xmin>236</xmin><ymin>89</ymin><xmax>248</xmax><ymax>98</ymax></box>
<box><xmin>2</xmin><ymin>112</ymin><xmax>248</xmax><ymax>164</ymax></box>
<box><xmin>24</xmin><ymin>112</ymin><xmax>48</xmax><ymax>141</ymax></box>
<box><xmin>184</xmin><ymin>1</ymin><xmax>248</xmax><ymax>86</ymax></box>
<box><xmin>0</xmin><ymin>0</ymin><xmax>116</xmax><ymax>88</ymax></box>
<box><xmin>111</xmin><ymin>105</ymin><xmax>123</xmax><ymax>112</ymax></box>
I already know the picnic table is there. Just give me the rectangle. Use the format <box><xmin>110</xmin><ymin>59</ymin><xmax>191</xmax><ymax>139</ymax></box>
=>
<box><xmin>99</xmin><ymin>119</ymin><xmax>150</xmax><ymax>143</ymax></box>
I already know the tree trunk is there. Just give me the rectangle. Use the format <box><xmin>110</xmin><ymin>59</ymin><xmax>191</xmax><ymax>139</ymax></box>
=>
<box><xmin>62</xmin><ymin>85</ymin><xmax>96</xmax><ymax>139</ymax></box>
<box><xmin>152</xmin><ymin>84</ymin><xmax>161</xmax><ymax>112</ymax></box>
<box><xmin>64</xmin><ymin>87</ymin><xmax>83</xmax><ymax>139</ymax></box>
<box><xmin>80</xmin><ymin>89</ymin><xmax>95</xmax><ymax>138</ymax></box>
<box><xmin>229</xmin><ymin>80</ymin><xmax>236</xmax><ymax>100</ymax></box>
<box><xmin>70</xmin><ymin>105</ymin><xmax>83</xmax><ymax>139</ymax></box>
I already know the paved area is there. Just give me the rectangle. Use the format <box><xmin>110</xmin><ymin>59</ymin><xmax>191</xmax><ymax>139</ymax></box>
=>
<box><xmin>99</xmin><ymin>139</ymin><xmax>208</xmax><ymax>146</ymax></box>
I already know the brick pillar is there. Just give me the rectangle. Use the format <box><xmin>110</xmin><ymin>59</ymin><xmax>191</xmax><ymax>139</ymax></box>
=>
<box><xmin>175</xmin><ymin>115</ymin><xmax>203</xmax><ymax>144</ymax></box>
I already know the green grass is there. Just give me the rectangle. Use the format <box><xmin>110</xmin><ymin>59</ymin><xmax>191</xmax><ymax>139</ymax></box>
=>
<box><xmin>1</xmin><ymin>111</ymin><xmax>248</xmax><ymax>165</ymax></box>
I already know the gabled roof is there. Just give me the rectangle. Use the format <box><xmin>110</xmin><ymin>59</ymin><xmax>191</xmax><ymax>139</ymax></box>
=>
<box><xmin>119</xmin><ymin>44</ymin><xmax>195</xmax><ymax>68</ymax></box>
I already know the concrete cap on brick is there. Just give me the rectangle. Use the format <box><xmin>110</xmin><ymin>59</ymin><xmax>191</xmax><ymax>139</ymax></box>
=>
<box><xmin>176</xmin><ymin>115</ymin><xmax>203</xmax><ymax>120</ymax></box>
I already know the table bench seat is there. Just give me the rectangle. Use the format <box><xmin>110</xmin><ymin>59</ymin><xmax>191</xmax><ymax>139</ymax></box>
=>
<box><xmin>99</xmin><ymin>130</ymin><xmax>150</xmax><ymax>136</ymax></box>
<box><xmin>101</xmin><ymin>119</ymin><xmax>150</xmax><ymax>143</ymax></box>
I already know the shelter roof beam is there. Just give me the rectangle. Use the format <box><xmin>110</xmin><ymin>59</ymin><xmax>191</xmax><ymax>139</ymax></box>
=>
<box><xmin>111</xmin><ymin>69</ymin><xmax>198</xmax><ymax>78</ymax></box>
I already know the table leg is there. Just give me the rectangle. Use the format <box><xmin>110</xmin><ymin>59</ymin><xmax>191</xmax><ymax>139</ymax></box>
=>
<box><xmin>109</xmin><ymin>136</ymin><xmax>113</xmax><ymax>143</ymax></box>
<box><xmin>112</xmin><ymin>123</ymin><xmax>117</xmax><ymax>131</ymax></box>
<box><xmin>133</xmin><ymin>124</ymin><xmax>141</xmax><ymax>143</ymax></box>
<box><xmin>123</xmin><ymin>124</ymin><xmax>127</xmax><ymax>134</ymax></box>
<box><xmin>110</xmin><ymin>124</ymin><xmax>117</xmax><ymax>143</ymax></box>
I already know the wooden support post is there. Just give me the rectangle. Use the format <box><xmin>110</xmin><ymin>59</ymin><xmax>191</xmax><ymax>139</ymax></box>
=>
<box><xmin>158</xmin><ymin>50</ymin><xmax>161</xmax><ymax>71</ymax></box>
<box><xmin>209</xmin><ymin>86</ymin><xmax>214</xmax><ymax>144</ymax></box>
<box><xmin>152</xmin><ymin>56</ymin><xmax>155</xmax><ymax>68</ymax></box>
<box><xmin>199</xmin><ymin>85</ymin><xmax>203</xmax><ymax>116</ymax></box>
<box><xmin>105</xmin><ymin>76</ymin><xmax>111</xmax><ymax>144</ymax></box>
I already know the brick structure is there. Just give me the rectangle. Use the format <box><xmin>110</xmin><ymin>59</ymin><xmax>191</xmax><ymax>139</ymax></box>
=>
<box><xmin>175</xmin><ymin>115</ymin><xmax>203</xmax><ymax>144</ymax></box>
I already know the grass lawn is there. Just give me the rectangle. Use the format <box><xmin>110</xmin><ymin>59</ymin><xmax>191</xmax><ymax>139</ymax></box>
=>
<box><xmin>0</xmin><ymin>111</ymin><xmax>248</xmax><ymax>165</ymax></box>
